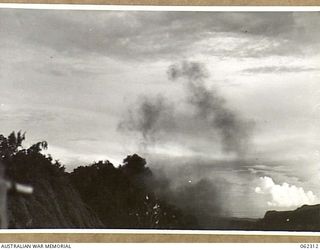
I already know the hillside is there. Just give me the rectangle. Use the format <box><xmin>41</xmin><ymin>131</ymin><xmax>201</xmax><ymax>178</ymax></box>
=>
<box><xmin>191</xmin><ymin>204</ymin><xmax>320</xmax><ymax>231</ymax></box>
<box><xmin>3</xmin><ymin>131</ymin><xmax>320</xmax><ymax>230</ymax></box>
<box><xmin>8</xmin><ymin>176</ymin><xmax>104</xmax><ymax>228</ymax></box>
<box><xmin>2</xmin><ymin>132</ymin><xmax>104</xmax><ymax>228</ymax></box>
<box><xmin>256</xmin><ymin>204</ymin><xmax>320</xmax><ymax>231</ymax></box>
<box><xmin>2</xmin><ymin>132</ymin><xmax>195</xmax><ymax>229</ymax></box>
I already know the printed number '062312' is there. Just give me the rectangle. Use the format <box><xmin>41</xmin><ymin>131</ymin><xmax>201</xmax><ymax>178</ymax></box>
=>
<box><xmin>300</xmin><ymin>244</ymin><xmax>319</xmax><ymax>249</ymax></box>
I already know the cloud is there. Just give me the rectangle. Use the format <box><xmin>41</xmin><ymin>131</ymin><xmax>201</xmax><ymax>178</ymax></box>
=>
<box><xmin>1</xmin><ymin>8</ymin><xmax>320</xmax><ymax>219</ymax></box>
<box><xmin>242</xmin><ymin>66</ymin><xmax>320</xmax><ymax>74</ymax></box>
<box><xmin>255</xmin><ymin>176</ymin><xmax>317</xmax><ymax>208</ymax></box>
<box><xmin>46</xmin><ymin>145</ymin><xmax>121</xmax><ymax>171</ymax></box>
<box><xmin>1</xmin><ymin>10</ymin><xmax>319</xmax><ymax>61</ymax></box>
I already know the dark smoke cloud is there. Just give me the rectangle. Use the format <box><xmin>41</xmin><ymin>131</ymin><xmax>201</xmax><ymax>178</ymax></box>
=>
<box><xmin>172</xmin><ymin>178</ymin><xmax>226</xmax><ymax>221</ymax></box>
<box><xmin>168</xmin><ymin>61</ymin><xmax>253</xmax><ymax>155</ymax></box>
<box><xmin>118</xmin><ymin>95</ymin><xmax>174</xmax><ymax>147</ymax></box>
<box><xmin>119</xmin><ymin>61</ymin><xmax>254</xmax><ymax>224</ymax></box>
<box><xmin>148</xmin><ymin>165</ymin><xmax>228</xmax><ymax>226</ymax></box>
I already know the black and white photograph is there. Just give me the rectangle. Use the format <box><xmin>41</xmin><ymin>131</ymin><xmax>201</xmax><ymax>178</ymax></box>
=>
<box><xmin>0</xmin><ymin>5</ymin><xmax>320</xmax><ymax>231</ymax></box>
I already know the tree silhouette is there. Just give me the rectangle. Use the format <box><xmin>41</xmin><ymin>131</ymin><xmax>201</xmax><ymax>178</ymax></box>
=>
<box><xmin>0</xmin><ymin>131</ymin><xmax>25</xmax><ymax>159</ymax></box>
<box><xmin>27</xmin><ymin>141</ymin><xmax>48</xmax><ymax>154</ymax></box>
<box><xmin>70</xmin><ymin>154</ymin><xmax>195</xmax><ymax>229</ymax></box>
<box><xmin>1</xmin><ymin>131</ymin><xmax>197</xmax><ymax>229</ymax></box>
<box><xmin>122</xmin><ymin>154</ymin><xmax>147</xmax><ymax>173</ymax></box>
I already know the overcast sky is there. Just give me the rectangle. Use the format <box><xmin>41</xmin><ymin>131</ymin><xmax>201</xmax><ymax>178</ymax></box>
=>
<box><xmin>1</xmin><ymin>8</ymin><xmax>320</xmax><ymax>218</ymax></box>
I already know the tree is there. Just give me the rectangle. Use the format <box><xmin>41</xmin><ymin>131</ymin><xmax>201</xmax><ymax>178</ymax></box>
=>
<box><xmin>27</xmin><ymin>141</ymin><xmax>48</xmax><ymax>154</ymax></box>
<box><xmin>0</xmin><ymin>131</ymin><xmax>25</xmax><ymax>159</ymax></box>
<box><xmin>121</xmin><ymin>154</ymin><xmax>150</xmax><ymax>176</ymax></box>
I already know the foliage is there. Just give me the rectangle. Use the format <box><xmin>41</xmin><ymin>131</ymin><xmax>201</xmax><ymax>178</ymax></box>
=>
<box><xmin>71</xmin><ymin>154</ymin><xmax>197</xmax><ymax>229</ymax></box>
<box><xmin>0</xmin><ymin>131</ymin><xmax>25</xmax><ymax>159</ymax></box>
<box><xmin>1</xmin><ymin>131</ymin><xmax>197</xmax><ymax>229</ymax></box>
<box><xmin>0</xmin><ymin>132</ymin><xmax>64</xmax><ymax>184</ymax></box>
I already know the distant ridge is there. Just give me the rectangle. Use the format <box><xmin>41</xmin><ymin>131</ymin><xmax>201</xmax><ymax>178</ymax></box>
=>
<box><xmin>256</xmin><ymin>204</ymin><xmax>320</xmax><ymax>231</ymax></box>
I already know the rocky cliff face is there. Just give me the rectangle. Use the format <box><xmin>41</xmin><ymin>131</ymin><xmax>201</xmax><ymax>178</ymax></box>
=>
<box><xmin>7</xmin><ymin>176</ymin><xmax>104</xmax><ymax>229</ymax></box>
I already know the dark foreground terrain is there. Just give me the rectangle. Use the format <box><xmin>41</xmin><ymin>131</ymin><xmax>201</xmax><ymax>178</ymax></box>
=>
<box><xmin>179</xmin><ymin>204</ymin><xmax>320</xmax><ymax>231</ymax></box>
<box><xmin>3</xmin><ymin>132</ymin><xmax>320</xmax><ymax>231</ymax></box>
<box><xmin>256</xmin><ymin>204</ymin><xmax>320</xmax><ymax>231</ymax></box>
<box><xmin>214</xmin><ymin>204</ymin><xmax>320</xmax><ymax>231</ymax></box>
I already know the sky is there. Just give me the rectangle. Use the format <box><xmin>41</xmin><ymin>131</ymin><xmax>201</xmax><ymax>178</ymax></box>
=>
<box><xmin>0</xmin><ymin>8</ymin><xmax>320</xmax><ymax>218</ymax></box>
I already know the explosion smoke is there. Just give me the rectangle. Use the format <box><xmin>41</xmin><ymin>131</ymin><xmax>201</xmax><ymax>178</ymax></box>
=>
<box><xmin>118</xmin><ymin>95</ymin><xmax>174</xmax><ymax>148</ymax></box>
<box><xmin>168</xmin><ymin>61</ymin><xmax>253</xmax><ymax>155</ymax></box>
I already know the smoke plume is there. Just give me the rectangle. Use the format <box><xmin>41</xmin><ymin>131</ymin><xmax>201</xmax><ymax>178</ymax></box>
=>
<box><xmin>118</xmin><ymin>95</ymin><xmax>174</xmax><ymax>147</ymax></box>
<box><xmin>168</xmin><ymin>61</ymin><xmax>253</xmax><ymax>155</ymax></box>
<box><xmin>147</xmin><ymin>164</ymin><xmax>227</xmax><ymax>227</ymax></box>
<box><xmin>118</xmin><ymin>61</ymin><xmax>254</xmax><ymax>225</ymax></box>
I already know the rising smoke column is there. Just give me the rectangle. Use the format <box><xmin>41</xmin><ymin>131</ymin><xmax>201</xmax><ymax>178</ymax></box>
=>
<box><xmin>118</xmin><ymin>95</ymin><xmax>174</xmax><ymax>148</ymax></box>
<box><xmin>118</xmin><ymin>62</ymin><xmax>247</xmax><ymax>225</ymax></box>
<box><xmin>167</xmin><ymin>61</ymin><xmax>253</xmax><ymax>156</ymax></box>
